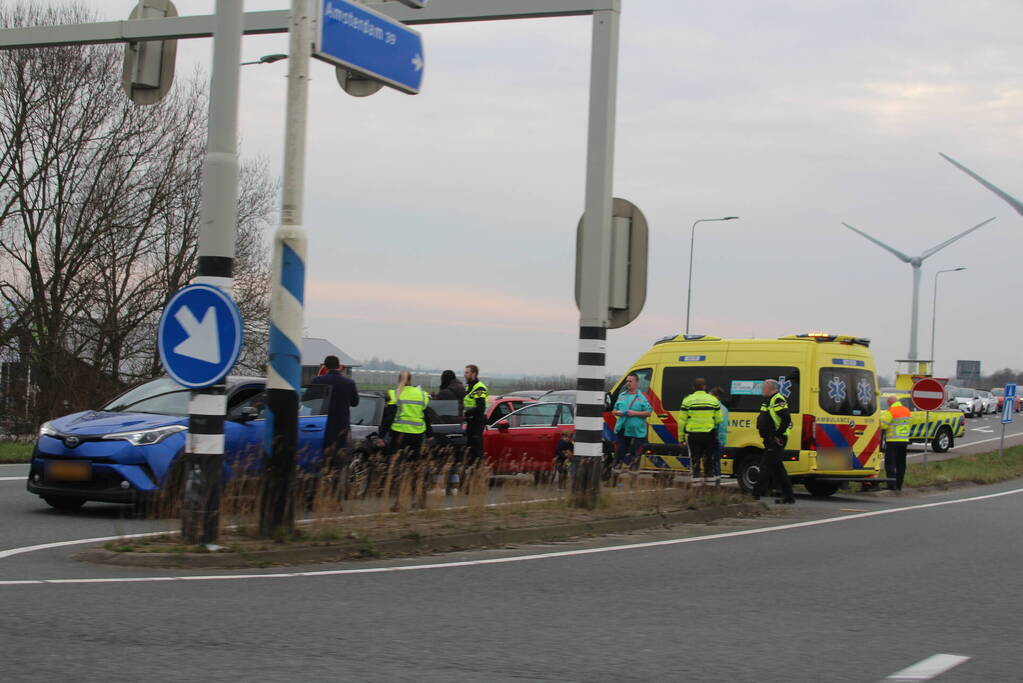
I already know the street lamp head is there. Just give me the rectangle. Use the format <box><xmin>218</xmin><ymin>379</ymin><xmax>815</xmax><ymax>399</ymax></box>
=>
<box><xmin>241</xmin><ymin>53</ymin><xmax>289</xmax><ymax>66</ymax></box>
<box><xmin>723</xmin><ymin>216</ymin><xmax>739</xmax><ymax>220</ymax></box>
<box><xmin>954</xmin><ymin>266</ymin><xmax>966</xmax><ymax>271</ymax></box>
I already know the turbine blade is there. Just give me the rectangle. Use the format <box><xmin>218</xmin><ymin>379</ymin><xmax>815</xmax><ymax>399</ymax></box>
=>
<box><xmin>920</xmin><ymin>217</ymin><xmax>996</xmax><ymax>260</ymax></box>
<box><xmin>940</xmin><ymin>152</ymin><xmax>1023</xmax><ymax>216</ymax></box>
<box><xmin>841</xmin><ymin>222</ymin><xmax>911</xmax><ymax>262</ymax></box>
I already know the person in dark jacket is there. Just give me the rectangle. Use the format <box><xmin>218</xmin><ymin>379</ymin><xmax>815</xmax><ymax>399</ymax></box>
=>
<box><xmin>433</xmin><ymin>370</ymin><xmax>466</xmax><ymax>408</ymax></box>
<box><xmin>311</xmin><ymin>355</ymin><xmax>360</xmax><ymax>456</ymax></box>
<box><xmin>754</xmin><ymin>378</ymin><xmax>795</xmax><ymax>504</ymax></box>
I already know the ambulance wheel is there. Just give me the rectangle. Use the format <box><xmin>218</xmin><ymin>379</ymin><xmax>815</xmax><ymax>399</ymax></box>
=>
<box><xmin>804</xmin><ymin>480</ymin><xmax>840</xmax><ymax>497</ymax></box>
<box><xmin>736</xmin><ymin>455</ymin><xmax>761</xmax><ymax>494</ymax></box>
<box><xmin>931</xmin><ymin>427</ymin><xmax>953</xmax><ymax>453</ymax></box>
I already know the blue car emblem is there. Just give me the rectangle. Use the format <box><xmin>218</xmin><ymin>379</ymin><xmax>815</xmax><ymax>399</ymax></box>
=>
<box><xmin>64</xmin><ymin>435</ymin><xmax>80</xmax><ymax>448</ymax></box>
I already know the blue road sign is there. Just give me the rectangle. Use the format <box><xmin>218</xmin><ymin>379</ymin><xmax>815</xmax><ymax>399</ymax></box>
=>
<box><xmin>158</xmin><ymin>284</ymin><xmax>243</xmax><ymax>389</ymax></box>
<box><xmin>315</xmin><ymin>0</ymin><xmax>425</xmax><ymax>95</ymax></box>
<box><xmin>1002</xmin><ymin>383</ymin><xmax>1017</xmax><ymax>424</ymax></box>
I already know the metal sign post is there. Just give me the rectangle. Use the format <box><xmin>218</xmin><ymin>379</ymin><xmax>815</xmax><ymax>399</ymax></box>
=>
<box><xmin>1000</xmin><ymin>383</ymin><xmax>1016</xmax><ymax>457</ymax></box>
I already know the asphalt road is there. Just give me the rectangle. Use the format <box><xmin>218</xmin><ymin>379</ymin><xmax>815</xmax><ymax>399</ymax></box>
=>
<box><xmin>3</xmin><ymin>460</ymin><xmax>1023</xmax><ymax>681</ymax></box>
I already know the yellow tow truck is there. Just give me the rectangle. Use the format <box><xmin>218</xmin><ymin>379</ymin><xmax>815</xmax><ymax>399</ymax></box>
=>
<box><xmin>881</xmin><ymin>360</ymin><xmax>965</xmax><ymax>452</ymax></box>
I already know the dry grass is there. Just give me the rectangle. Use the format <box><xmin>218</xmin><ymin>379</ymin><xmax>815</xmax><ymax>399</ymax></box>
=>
<box><xmin>123</xmin><ymin>450</ymin><xmax>747</xmax><ymax>554</ymax></box>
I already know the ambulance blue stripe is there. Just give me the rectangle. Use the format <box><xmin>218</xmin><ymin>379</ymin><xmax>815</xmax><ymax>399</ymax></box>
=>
<box><xmin>651</xmin><ymin>424</ymin><xmax>678</xmax><ymax>445</ymax></box>
<box><xmin>819</xmin><ymin>423</ymin><xmax>851</xmax><ymax>448</ymax></box>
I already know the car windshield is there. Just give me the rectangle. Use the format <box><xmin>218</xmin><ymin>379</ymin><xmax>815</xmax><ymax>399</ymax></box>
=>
<box><xmin>992</xmin><ymin>389</ymin><xmax>1004</xmax><ymax>396</ymax></box>
<box><xmin>538</xmin><ymin>391</ymin><xmax>576</xmax><ymax>404</ymax></box>
<box><xmin>951</xmin><ymin>388</ymin><xmax>974</xmax><ymax>398</ymax></box>
<box><xmin>102</xmin><ymin>377</ymin><xmax>191</xmax><ymax>416</ymax></box>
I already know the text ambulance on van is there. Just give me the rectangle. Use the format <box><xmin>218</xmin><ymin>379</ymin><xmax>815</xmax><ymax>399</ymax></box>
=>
<box><xmin>604</xmin><ymin>333</ymin><xmax>889</xmax><ymax>496</ymax></box>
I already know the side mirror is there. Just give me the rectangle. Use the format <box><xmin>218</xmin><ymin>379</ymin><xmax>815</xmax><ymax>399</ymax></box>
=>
<box><xmin>603</xmin><ymin>392</ymin><xmax>612</xmax><ymax>411</ymax></box>
<box><xmin>496</xmin><ymin>419</ymin><xmax>510</xmax><ymax>432</ymax></box>
<box><xmin>239</xmin><ymin>406</ymin><xmax>259</xmax><ymax>422</ymax></box>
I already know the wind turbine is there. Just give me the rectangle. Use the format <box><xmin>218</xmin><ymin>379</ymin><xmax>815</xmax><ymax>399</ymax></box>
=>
<box><xmin>841</xmin><ymin>217</ymin><xmax>996</xmax><ymax>360</ymax></box>
<box><xmin>940</xmin><ymin>153</ymin><xmax>1023</xmax><ymax>216</ymax></box>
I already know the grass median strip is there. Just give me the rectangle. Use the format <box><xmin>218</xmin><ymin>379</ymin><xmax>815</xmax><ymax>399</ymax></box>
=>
<box><xmin>905</xmin><ymin>445</ymin><xmax>1023</xmax><ymax>487</ymax></box>
<box><xmin>0</xmin><ymin>441</ymin><xmax>32</xmax><ymax>464</ymax></box>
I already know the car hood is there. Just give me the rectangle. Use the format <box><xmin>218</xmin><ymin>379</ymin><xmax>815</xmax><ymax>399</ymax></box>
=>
<box><xmin>50</xmin><ymin>411</ymin><xmax>187</xmax><ymax>436</ymax></box>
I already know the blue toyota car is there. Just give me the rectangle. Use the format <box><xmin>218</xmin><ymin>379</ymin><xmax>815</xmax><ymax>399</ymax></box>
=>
<box><xmin>26</xmin><ymin>375</ymin><xmax>388</xmax><ymax>511</ymax></box>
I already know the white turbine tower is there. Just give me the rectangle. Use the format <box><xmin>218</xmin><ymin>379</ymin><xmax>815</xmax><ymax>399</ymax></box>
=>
<box><xmin>940</xmin><ymin>153</ymin><xmax>1023</xmax><ymax>216</ymax></box>
<box><xmin>841</xmin><ymin>217</ymin><xmax>996</xmax><ymax>360</ymax></box>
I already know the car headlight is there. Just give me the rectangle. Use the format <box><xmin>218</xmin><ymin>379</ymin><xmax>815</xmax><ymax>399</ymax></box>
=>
<box><xmin>102</xmin><ymin>425</ymin><xmax>187</xmax><ymax>446</ymax></box>
<box><xmin>39</xmin><ymin>421</ymin><xmax>60</xmax><ymax>438</ymax></box>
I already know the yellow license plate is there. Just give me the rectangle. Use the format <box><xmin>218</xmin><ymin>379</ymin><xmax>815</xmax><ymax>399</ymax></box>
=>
<box><xmin>817</xmin><ymin>452</ymin><xmax>852</xmax><ymax>471</ymax></box>
<box><xmin>46</xmin><ymin>461</ymin><xmax>91</xmax><ymax>481</ymax></box>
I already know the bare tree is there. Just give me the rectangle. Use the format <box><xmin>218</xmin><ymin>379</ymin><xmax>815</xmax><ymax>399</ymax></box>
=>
<box><xmin>0</xmin><ymin>2</ymin><xmax>276</xmax><ymax>423</ymax></box>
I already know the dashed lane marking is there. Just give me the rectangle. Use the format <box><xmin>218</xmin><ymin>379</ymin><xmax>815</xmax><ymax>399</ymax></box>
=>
<box><xmin>0</xmin><ymin>487</ymin><xmax>1021</xmax><ymax>586</ymax></box>
<box><xmin>883</xmin><ymin>653</ymin><xmax>971</xmax><ymax>681</ymax></box>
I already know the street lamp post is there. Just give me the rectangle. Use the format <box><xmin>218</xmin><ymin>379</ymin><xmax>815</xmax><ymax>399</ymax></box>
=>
<box><xmin>930</xmin><ymin>267</ymin><xmax>966</xmax><ymax>370</ymax></box>
<box><xmin>685</xmin><ymin>216</ymin><xmax>738</xmax><ymax>334</ymax></box>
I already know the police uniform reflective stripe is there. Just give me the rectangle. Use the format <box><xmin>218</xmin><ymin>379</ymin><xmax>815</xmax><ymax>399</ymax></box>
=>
<box><xmin>761</xmin><ymin>393</ymin><xmax>792</xmax><ymax>435</ymax></box>
<box><xmin>388</xmin><ymin>386</ymin><xmax>430</xmax><ymax>434</ymax></box>
<box><xmin>679</xmin><ymin>391</ymin><xmax>721</xmax><ymax>433</ymax></box>
<box><xmin>464</xmin><ymin>380</ymin><xmax>489</xmax><ymax>413</ymax></box>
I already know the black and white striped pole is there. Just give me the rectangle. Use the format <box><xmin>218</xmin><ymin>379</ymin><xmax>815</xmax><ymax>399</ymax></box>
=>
<box><xmin>180</xmin><ymin>0</ymin><xmax>244</xmax><ymax>545</ymax></box>
<box><xmin>259</xmin><ymin>0</ymin><xmax>311</xmax><ymax>538</ymax></box>
<box><xmin>572</xmin><ymin>8</ymin><xmax>620</xmax><ymax>508</ymax></box>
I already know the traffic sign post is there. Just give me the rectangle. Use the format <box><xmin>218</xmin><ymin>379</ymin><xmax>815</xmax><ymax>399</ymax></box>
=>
<box><xmin>911</xmin><ymin>377</ymin><xmax>946</xmax><ymax>467</ymax></box>
<box><xmin>314</xmin><ymin>0</ymin><xmax>425</xmax><ymax>95</ymax></box>
<box><xmin>1000</xmin><ymin>383</ymin><xmax>1016</xmax><ymax>457</ymax></box>
<box><xmin>158</xmin><ymin>283</ymin><xmax>243</xmax><ymax>542</ymax></box>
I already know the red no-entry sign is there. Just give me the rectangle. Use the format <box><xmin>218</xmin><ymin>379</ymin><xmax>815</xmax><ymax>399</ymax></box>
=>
<box><xmin>911</xmin><ymin>378</ymin><xmax>947</xmax><ymax>411</ymax></box>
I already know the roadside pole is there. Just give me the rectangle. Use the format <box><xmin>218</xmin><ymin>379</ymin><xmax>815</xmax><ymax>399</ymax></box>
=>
<box><xmin>572</xmin><ymin>8</ymin><xmax>620</xmax><ymax>508</ymax></box>
<box><xmin>999</xmin><ymin>383</ymin><xmax>1016</xmax><ymax>457</ymax></box>
<box><xmin>260</xmin><ymin>0</ymin><xmax>310</xmax><ymax>538</ymax></box>
<box><xmin>923</xmin><ymin>411</ymin><xmax>929</xmax><ymax>467</ymax></box>
<box><xmin>182</xmin><ymin>0</ymin><xmax>243</xmax><ymax>544</ymax></box>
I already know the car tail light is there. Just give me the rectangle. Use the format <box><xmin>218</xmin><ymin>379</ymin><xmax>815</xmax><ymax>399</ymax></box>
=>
<box><xmin>801</xmin><ymin>413</ymin><xmax>816</xmax><ymax>451</ymax></box>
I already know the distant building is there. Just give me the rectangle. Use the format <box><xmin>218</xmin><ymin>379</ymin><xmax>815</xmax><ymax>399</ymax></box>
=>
<box><xmin>301</xmin><ymin>337</ymin><xmax>359</xmax><ymax>385</ymax></box>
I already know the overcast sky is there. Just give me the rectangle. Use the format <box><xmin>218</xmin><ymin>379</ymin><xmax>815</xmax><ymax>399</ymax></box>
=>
<box><xmin>87</xmin><ymin>0</ymin><xmax>1023</xmax><ymax>380</ymax></box>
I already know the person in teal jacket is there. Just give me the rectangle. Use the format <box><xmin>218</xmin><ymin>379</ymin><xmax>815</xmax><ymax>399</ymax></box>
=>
<box><xmin>612</xmin><ymin>372</ymin><xmax>652</xmax><ymax>469</ymax></box>
<box><xmin>709</xmin><ymin>387</ymin><xmax>729</xmax><ymax>485</ymax></box>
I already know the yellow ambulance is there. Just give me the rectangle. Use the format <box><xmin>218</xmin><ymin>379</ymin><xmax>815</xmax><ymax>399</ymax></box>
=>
<box><xmin>604</xmin><ymin>333</ymin><xmax>886</xmax><ymax>496</ymax></box>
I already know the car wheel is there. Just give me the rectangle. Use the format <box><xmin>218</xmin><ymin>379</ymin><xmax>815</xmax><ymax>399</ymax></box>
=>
<box><xmin>42</xmin><ymin>495</ymin><xmax>85</xmax><ymax>511</ymax></box>
<box><xmin>803</xmin><ymin>480</ymin><xmax>841</xmax><ymax>497</ymax></box>
<box><xmin>736</xmin><ymin>454</ymin><xmax>762</xmax><ymax>494</ymax></box>
<box><xmin>932</xmin><ymin>427</ymin><xmax>953</xmax><ymax>453</ymax></box>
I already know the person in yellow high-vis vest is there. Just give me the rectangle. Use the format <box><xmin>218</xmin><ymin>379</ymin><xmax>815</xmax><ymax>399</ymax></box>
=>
<box><xmin>382</xmin><ymin>371</ymin><xmax>432</xmax><ymax>458</ymax></box>
<box><xmin>880</xmin><ymin>395</ymin><xmax>911</xmax><ymax>490</ymax></box>
<box><xmin>678</xmin><ymin>378</ymin><xmax>722</xmax><ymax>484</ymax></box>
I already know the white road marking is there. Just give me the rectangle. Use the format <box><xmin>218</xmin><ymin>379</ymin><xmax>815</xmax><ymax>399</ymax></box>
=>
<box><xmin>0</xmin><ymin>476</ymin><xmax>25</xmax><ymax>481</ymax></box>
<box><xmin>970</xmin><ymin>427</ymin><xmax>994</xmax><ymax>433</ymax></box>
<box><xmin>954</xmin><ymin>431</ymin><xmax>1023</xmax><ymax>448</ymax></box>
<box><xmin>0</xmin><ymin>486</ymin><xmax>1021</xmax><ymax>586</ymax></box>
<box><xmin>884</xmin><ymin>653</ymin><xmax>970</xmax><ymax>680</ymax></box>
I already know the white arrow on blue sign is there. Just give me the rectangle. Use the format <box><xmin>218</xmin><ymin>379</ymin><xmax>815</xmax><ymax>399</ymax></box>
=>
<box><xmin>1002</xmin><ymin>383</ymin><xmax>1017</xmax><ymax>424</ymax></box>
<box><xmin>158</xmin><ymin>284</ymin><xmax>243</xmax><ymax>389</ymax></box>
<box><xmin>314</xmin><ymin>0</ymin><xmax>425</xmax><ymax>95</ymax></box>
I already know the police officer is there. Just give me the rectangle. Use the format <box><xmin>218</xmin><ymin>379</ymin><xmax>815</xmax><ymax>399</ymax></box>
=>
<box><xmin>463</xmin><ymin>364</ymin><xmax>489</xmax><ymax>466</ymax></box>
<box><xmin>381</xmin><ymin>371</ymin><xmax>431</xmax><ymax>458</ymax></box>
<box><xmin>880</xmin><ymin>395</ymin><xmax>911</xmax><ymax>490</ymax></box>
<box><xmin>755</xmin><ymin>378</ymin><xmax>795</xmax><ymax>504</ymax></box>
<box><xmin>678</xmin><ymin>378</ymin><xmax>722</xmax><ymax>484</ymax></box>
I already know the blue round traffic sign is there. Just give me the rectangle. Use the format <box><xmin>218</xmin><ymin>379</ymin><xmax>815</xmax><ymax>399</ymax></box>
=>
<box><xmin>157</xmin><ymin>284</ymin><xmax>243</xmax><ymax>389</ymax></box>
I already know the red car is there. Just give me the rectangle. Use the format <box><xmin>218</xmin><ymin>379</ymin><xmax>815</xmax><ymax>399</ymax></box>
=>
<box><xmin>485</xmin><ymin>402</ymin><xmax>575</xmax><ymax>474</ymax></box>
<box><xmin>485</xmin><ymin>395</ymin><xmax>536</xmax><ymax>425</ymax></box>
<box><xmin>990</xmin><ymin>387</ymin><xmax>1022</xmax><ymax>413</ymax></box>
